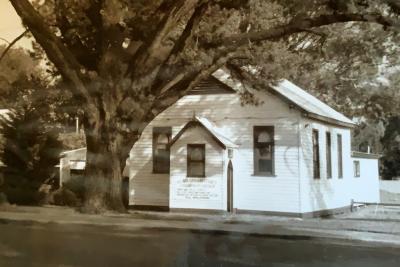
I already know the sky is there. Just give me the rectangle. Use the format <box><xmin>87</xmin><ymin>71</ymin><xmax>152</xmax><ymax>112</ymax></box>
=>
<box><xmin>0</xmin><ymin>1</ymin><xmax>32</xmax><ymax>49</ymax></box>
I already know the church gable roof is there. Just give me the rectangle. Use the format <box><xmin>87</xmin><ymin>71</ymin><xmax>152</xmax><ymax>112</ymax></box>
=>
<box><xmin>212</xmin><ymin>69</ymin><xmax>355</xmax><ymax>128</ymax></box>
<box><xmin>169</xmin><ymin>116</ymin><xmax>238</xmax><ymax>149</ymax></box>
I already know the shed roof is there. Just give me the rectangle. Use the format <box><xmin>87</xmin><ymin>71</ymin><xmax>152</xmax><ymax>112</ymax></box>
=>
<box><xmin>169</xmin><ymin>116</ymin><xmax>238</xmax><ymax>149</ymax></box>
<box><xmin>59</xmin><ymin>147</ymin><xmax>130</xmax><ymax>176</ymax></box>
<box><xmin>60</xmin><ymin>147</ymin><xmax>87</xmax><ymax>160</ymax></box>
<box><xmin>212</xmin><ymin>69</ymin><xmax>355</xmax><ymax>128</ymax></box>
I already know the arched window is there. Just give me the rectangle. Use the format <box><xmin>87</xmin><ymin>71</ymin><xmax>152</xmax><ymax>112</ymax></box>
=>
<box><xmin>153</xmin><ymin>127</ymin><xmax>172</xmax><ymax>173</ymax></box>
<box><xmin>254</xmin><ymin>126</ymin><xmax>274</xmax><ymax>175</ymax></box>
<box><xmin>258</xmin><ymin>131</ymin><xmax>272</xmax><ymax>143</ymax></box>
<box><xmin>156</xmin><ymin>133</ymin><xmax>169</xmax><ymax>149</ymax></box>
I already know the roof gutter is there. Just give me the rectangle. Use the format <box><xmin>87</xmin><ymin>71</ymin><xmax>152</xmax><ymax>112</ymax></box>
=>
<box><xmin>305</xmin><ymin>113</ymin><xmax>356</xmax><ymax>129</ymax></box>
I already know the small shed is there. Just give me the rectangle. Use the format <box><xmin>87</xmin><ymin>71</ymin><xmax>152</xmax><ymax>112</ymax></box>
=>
<box><xmin>59</xmin><ymin>147</ymin><xmax>87</xmax><ymax>186</ymax></box>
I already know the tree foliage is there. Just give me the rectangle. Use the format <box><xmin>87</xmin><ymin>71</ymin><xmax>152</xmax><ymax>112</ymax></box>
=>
<box><xmin>9</xmin><ymin>0</ymin><xmax>400</xmax><ymax>211</ymax></box>
<box><xmin>0</xmin><ymin>45</ymin><xmax>42</xmax><ymax>107</ymax></box>
<box><xmin>381</xmin><ymin>116</ymin><xmax>400</xmax><ymax>179</ymax></box>
<box><xmin>0</xmin><ymin>106</ymin><xmax>63</xmax><ymax>205</ymax></box>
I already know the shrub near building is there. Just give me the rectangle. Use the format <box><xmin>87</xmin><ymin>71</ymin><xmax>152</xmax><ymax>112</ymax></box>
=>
<box><xmin>0</xmin><ymin>106</ymin><xmax>62</xmax><ymax>205</ymax></box>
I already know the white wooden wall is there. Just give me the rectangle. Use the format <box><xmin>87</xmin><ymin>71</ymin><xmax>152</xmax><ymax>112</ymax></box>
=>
<box><xmin>127</xmin><ymin>89</ymin><xmax>381</xmax><ymax>215</ymax></box>
<box><xmin>299</xmin><ymin>119</ymin><xmax>380</xmax><ymax>213</ymax></box>
<box><xmin>59</xmin><ymin>148</ymin><xmax>86</xmax><ymax>186</ymax></box>
<box><xmin>170</xmin><ymin>126</ymin><xmax>225</xmax><ymax>210</ymax></box>
<box><xmin>127</xmin><ymin>90</ymin><xmax>303</xmax><ymax>213</ymax></box>
<box><xmin>351</xmin><ymin>157</ymin><xmax>380</xmax><ymax>203</ymax></box>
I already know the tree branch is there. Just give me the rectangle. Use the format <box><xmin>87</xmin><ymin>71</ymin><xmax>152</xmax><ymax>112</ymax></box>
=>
<box><xmin>54</xmin><ymin>0</ymin><xmax>99</xmax><ymax>70</ymax></box>
<box><xmin>9</xmin><ymin>0</ymin><xmax>94</xmax><ymax>106</ymax></box>
<box><xmin>127</xmin><ymin>0</ymin><xmax>199</xmax><ymax>79</ymax></box>
<box><xmin>202</xmin><ymin>13</ymin><xmax>396</xmax><ymax>49</ymax></box>
<box><xmin>0</xmin><ymin>29</ymin><xmax>28</xmax><ymax>64</ymax></box>
<box><xmin>148</xmin><ymin>50</ymin><xmax>239</xmax><ymax>118</ymax></box>
<box><xmin>149</xmin><ymin>0</ymin><xmax>210</xmax><ymax>96</ymax></box>
<box><xmin>0</xmin><ymin>37</ymin><xmax>11</xmax><ymax>44</ymax></box>
<box><xmin>385</xmin><ymin>0</ymin><xmax>400</xmax><ymax>14</ymax></box>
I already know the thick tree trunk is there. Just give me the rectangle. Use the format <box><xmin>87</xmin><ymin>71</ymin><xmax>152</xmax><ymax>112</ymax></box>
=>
<box><xmin>82</xmin><ymin>121</ymin><xmax>140</xmax><ymax>213</ymax></box>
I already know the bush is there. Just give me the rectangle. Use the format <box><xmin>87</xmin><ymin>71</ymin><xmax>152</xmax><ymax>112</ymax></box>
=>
<box><xmin>63</xmin><ymin>176</ymin><xmax>85</xmax><ymax>201</ymax></box>
<box><xmin>52</xmin><ymin>188</ymin><xmax>81</xmax><ymax>207</ymax></box>
<box><xmin>0</xmin><ymin>106</ymin><xmax>63</xmax><ymax>205</ymax></box>
<box><xmin>0</xmin><ymin>192</ymin><xmax>8</xmax><ymax>205</ymax></box>
<box><xmin>2</xmin><ymin>187</ymin><xmax>34</xmax><ymax>205</ymax></box>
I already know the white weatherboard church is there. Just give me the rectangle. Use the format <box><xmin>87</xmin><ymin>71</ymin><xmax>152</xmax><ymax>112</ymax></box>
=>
<box><xmin>124</xmin><ymin>69</ymin><xmax>380</xmax><ymax>217</ymax></box>
<box><xmin>59</xmin><ymin>69</ymin><xmax>380</xmax><ymax>217</ymax></box>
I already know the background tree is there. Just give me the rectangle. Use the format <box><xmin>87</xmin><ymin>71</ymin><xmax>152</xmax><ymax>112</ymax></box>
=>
<box><xmin>0</xmin><ymin>44</ymin><xmax>42</xmax><ymax>107</ymax></box>
<box><xmin>9</xmin><ymin>0</ymin><xmax>400</xmax><ymax>211</ymax></box>
<box><xmin>381</xmin><ymin>116</ymin><xmax>400</xmax><ymax>180</ymax></box>
<box><xmin>0</xmin><ymin>43</ymin><xmax>83</xmax><ymax>136</ymax></box>
<box><xmin>0</xmin><ymin>105</ymin><xmax>63</xmax><ymax>204</ymax></box>
<box><xmin>0</xmin><ymin>45</ymin><xmax>78</xmax><ymax>204</ymax></box>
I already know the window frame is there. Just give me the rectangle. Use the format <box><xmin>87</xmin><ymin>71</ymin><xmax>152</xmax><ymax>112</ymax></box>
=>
<box><xmin>354</xmin><ymin>160</ymin><xmax>360</xmax><ymax>178</ymax></box>
<box><xmin>253</xmin><ymin>126</ymin><xmax>275</xmax><ymax>176</ymax></box>
<box><xmin>312</xmin><ymin>129</ymin><xmax>320</xmax><ymax>179</ymax></box>
<box><xmin>187</xmin><ymin>144</ymin><xmax>206</xmax><ymax>178</ymax></box>
<box><xmin>152</xmin><ymin>127</ymin><xmax>172</xmax><ymax>174</ymax></box>
<box><xmin>337</xmin><ymin>134</ymin><xmax>343</xmax><ymax>178</ymax></box>
<box><xmin>326</xmin><ymin>132</ymin><xmax>332</xmax><ymax>179</ymax></box>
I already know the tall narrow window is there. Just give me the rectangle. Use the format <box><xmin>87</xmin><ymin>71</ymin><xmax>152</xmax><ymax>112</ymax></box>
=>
<box><xmin>337</xmin><ymin>134</ymin><xmax>343</xmax><ymax>178</ymax></box>
<box><xmin>354</xmin><ymin>160</ymin><xmax>360</xmax><ymax>177</ymax></box>
<box><xmin>312</xmin><ymin>129</ymin><xmax>320</xmax><ymax>179</ymax></box>
<box><xmin>254</xmin><ymin>126</ymin><xmax>274</xmax><ymax>176</ymax></box>
<box><xmin>187</xmin><ymin>144</ymin><xmax>205</xmax><ymax>177</ymax></box>
<box><xmin>326</xmin><ymin>132</ymin><xmax>332</xmax><ymax>179</ymax></box>
<box><xmin>153</xmin><ymin>127</ymin><xmax>171</xmax><ymax>173</ymax></box>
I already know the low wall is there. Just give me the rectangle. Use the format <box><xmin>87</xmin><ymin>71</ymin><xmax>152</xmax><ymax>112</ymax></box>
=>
<box><xmin>380</xmin><ymin>180</ymin><xmax>400</xmax><ymax>203</ymax></box>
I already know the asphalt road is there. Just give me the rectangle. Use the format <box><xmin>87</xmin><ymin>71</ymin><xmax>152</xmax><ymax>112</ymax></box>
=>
<box><xmin>0</xmin><ymin>222</ymin><xmax>399</xmax><ymax>267</ymax></box>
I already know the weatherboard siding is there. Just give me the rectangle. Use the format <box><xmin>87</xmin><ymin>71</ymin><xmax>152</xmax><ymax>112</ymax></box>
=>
<box><xmin>128</xmin><ymin>90</ymin><xmax>302</xmax><ymax>213</ymax></box>
<box><xmin>299</xmin><ymin>119</ymin><xmax>353</xmax><ymax>213</ymax></box>
<box><xmin>350</xmin><ymin>156</ymin><xmax>380</xmax><ymax>203</ymax></box>
<box><xmin>298</xmin><ymin>118</ymin><xmax>380</xmax><ymax>213</ymax></box>
<box><xmin>230</xmin><ymin>116</ymin><xmax>301</xmax><ymax>213</ymax></box>
<box><xmin>170</xmin><ymin>126</ymin><xmax>225</xmax><ymax>210</ymax></box>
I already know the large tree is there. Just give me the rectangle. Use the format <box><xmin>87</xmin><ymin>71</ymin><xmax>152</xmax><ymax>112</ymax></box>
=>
<box><xmin>9</xmin><ymin>0</ymin><xmax>400</xmax><ymax>212</ymax></box>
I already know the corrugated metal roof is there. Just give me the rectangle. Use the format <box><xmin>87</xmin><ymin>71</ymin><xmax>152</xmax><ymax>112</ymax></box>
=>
<box><xmin>212</xmin><ymin>68</ymin><xmax>355</xmax><ymax>128</ymax></box>
<box><xmin>60</xmin><ymin>147</ymin><xmax>86</xmax><ymax>160</ymax></box>
<box><xmin>270</xmin><ymin>80</ymin><xmax>355</xmax><ymax>126</ymax></box>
